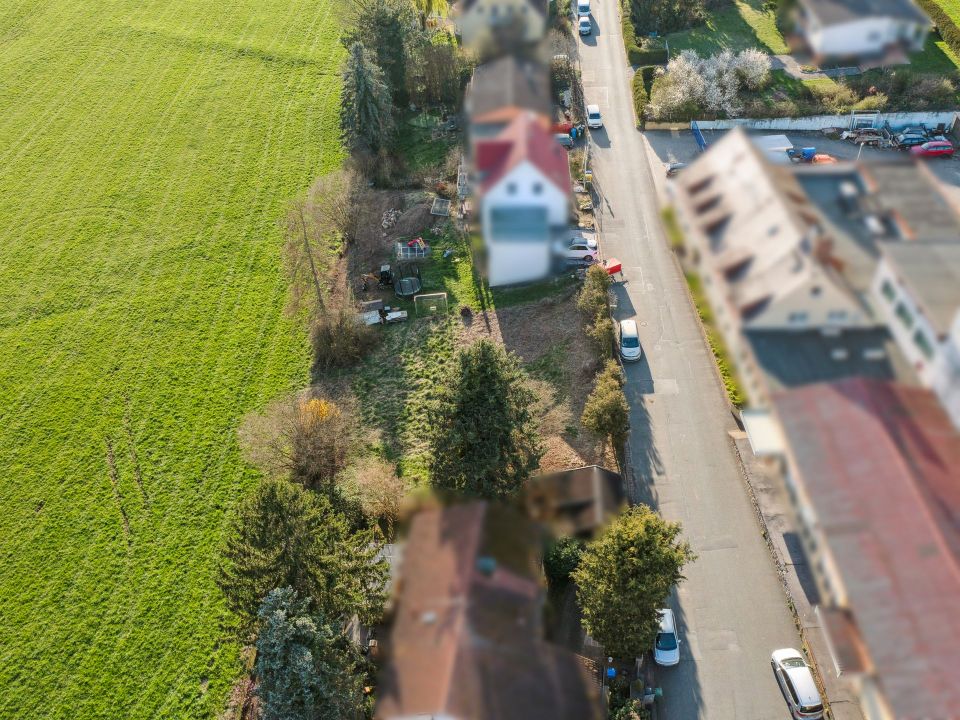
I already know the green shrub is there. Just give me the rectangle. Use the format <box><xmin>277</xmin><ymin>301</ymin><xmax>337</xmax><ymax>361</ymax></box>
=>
<box><xmin>581</xmin><ymin>360</ymin><xmax>629</xmax><ymax>449</ymax></box>
<box><xmin>915</xmin><ymin>0</ymin><xmax>960</xmax><ymax>58</ymax></box>
<box><xmin>852</xmin><ymin>92</ymin><xmax>888</xmax><ymax>112</ymax></box>
<box><xmin>577</xmin><ymin>264</ymin><xmax>611</xmax><ymax>320</ymax></box>
<box><xmin>544</xmin><ymin>536</ymin><xmax>586</xmax><ymax>586</ymax></box>
<box><xmin>632</xmin><ymin>71</ymin><xmax>648</xmax><ymax>125</ymax></box>
<box><xmin>589</xmin><ymin>315</ymin><xmax>616</xmax><ymax>360</ymax></box>
<box><xmin>628</xmin><ymin>46</ymin><xmax>668</xmax><ymax>65</ymax></box>
<box><xmin>311</xmin><ymin>307</ymin><xmax>378</xmax><ymax>371</ymax></box>
<box><xmin>640</xmin><ymin>64</ymin><xmax>656</xmax><ymax>92</ymax></box>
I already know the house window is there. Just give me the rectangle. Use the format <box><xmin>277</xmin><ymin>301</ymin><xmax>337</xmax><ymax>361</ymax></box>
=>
<box><xmin>895</xmin><ymin>301</ymin><xmax>914</xmax><ymax>329</ymax></box>
<box><xmin>507</xmin><ymin>182</ymin><xmax>517</xmax><ymax>195</ymax></box>
<box><xmin>913</xmin><ymin>329</ymin><xmax>935</xmax><ymax>360</ymax></box>
<box><xmin>490</xmin><ymin>5</ymin><xmax>498</xmax><ymax>16</ymax></box>
<box><xmin>828</xmin><ymin>310</ymin><xmax>847</xmax><ymax>322</ymax></box>
<box><xmin>788</xmin><ymin>311</ymin><xmax>808</xmax><ymax>325</ymax></box>
<box><xmin>881</xmin><ymin>279</ymin><xmax>896</xmax><ymax>302</ymax></box>
<box><xmin>533</xmin><ymin>182</ymin><xmax>543</xmax><ymax>195</ymax></box>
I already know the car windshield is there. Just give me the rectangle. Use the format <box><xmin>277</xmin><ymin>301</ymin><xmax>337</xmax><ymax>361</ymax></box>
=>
<box><xmin>589</xmin><ymin>112</ymin><xmax>600</xmax><ymax>119</ymax></box>
<box><xmin>802</xmin><ymin>703</ymin><xmax>824</xmax><ymax>713</ymax></box>
<box><xmin>781</xmin><ymin>657</ymin><xmax>806</xmax><ymax>669</ymax></box>
<box><xmin>656</xmin><ymin>632</ymin><xmax>677</xmax><ymax>651</ymax></box>
<box><xmin>621</xmin><ymin>336</ymin><xmax>639</xmax><ymax>348</ymax></box>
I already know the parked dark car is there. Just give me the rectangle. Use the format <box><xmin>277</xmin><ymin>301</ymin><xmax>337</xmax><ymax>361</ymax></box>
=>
<box><xmin>896</xmin><ymin>132</ymin><xmax>928</xmax><ymax>149</ymax></box>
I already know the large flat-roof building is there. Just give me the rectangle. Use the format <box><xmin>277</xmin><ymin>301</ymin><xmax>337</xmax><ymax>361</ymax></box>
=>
<box><xmin>768</xmin><ymin>378</ymin><xmax>960</xmax><ymax>720</ymax></box>
<box><xmin>670</xmin><ymin>128</ymin><xmax>960</xmax><ymax>409</ymax></box>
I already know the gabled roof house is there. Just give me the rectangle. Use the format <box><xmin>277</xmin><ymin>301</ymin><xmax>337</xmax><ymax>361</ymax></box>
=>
<box><xmin>375</xmin><ymin>502</ymin><xmax>603</xmax><ymax>720</ymax></box>
<box><xmin>473</xmin><ymin>111</ymin><xmax>571</xmax><ymax>286</ymax></box>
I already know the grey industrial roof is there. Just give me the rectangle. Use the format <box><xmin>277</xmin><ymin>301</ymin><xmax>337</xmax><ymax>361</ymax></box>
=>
<box><xmin>793</xmin><ymin>160</ymin><xmax>960</xmax><ymax>300</ymax></box>
<box><xmin>880</xmin><ymin>242</ymin><xmax>960</xmax><ymax>337</ymax></box>
<box><xmin>772</xmin><ymin>379</ymin><xmax>960</xmax><ymax>719</ymax></box>
<box><xmin>746</xmin><ymin>327</ymin><xmax>915</xmax><ymax>394</ymax></box>
<box><xmin>798</xmin><ymin>0</ymin><xmax>929</xmax><ymax>26</ymax></box>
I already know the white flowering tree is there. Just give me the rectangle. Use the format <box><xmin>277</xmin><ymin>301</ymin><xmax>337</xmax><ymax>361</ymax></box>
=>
<box><xmin>649</xmin><ymin>48</ymin><xmax>771</xmax><ymax>120</ymax></box>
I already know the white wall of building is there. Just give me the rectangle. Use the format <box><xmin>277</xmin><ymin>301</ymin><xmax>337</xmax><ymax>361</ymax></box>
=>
<box><xmin>694</xmin><ymin>110</ymin><xmax>957</xmax><ymax>132</ymax></box>
<box><xmin>482</xmin><ymin>161</ymin><xmax>567</xmax><ymax>228</ymax></box>
<box><xmin>486</xmin><ymin>239</ymin><xmax>552</xmax><ymax>286</ymax></box>
<box><xmin>480</xmin><ymin>161</ymin><xmax>568</xmax><ymax>287</ymax></box>
<box><xmin>871</xmin><ymin>257</ymin><xmax>960</xmax><ymax>427</ymax></box>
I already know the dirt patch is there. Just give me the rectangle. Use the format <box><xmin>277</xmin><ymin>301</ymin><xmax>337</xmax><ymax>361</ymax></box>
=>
<box><xmin>454</xmin><ymin>294</ymin><xmax>616</xmax><ymax>472</ymax></box>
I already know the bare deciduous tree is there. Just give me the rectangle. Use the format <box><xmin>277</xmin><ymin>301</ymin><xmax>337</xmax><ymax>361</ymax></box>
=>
<box><xmin>339</xmin><ymin>456</ymin><xmax>406</xmax><ymax>534</ymax></box>
<box><xmin>238</xmin><ymin>392</ymin><xmax>357</xmax><ymax>500</ymax></box>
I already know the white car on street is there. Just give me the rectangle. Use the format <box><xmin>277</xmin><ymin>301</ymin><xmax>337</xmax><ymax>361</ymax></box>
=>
<box><xmin>653</xmin><ymin>608</ymin><xmax>680</xmax><ymax>665</ymax></box>
<box><xmin>586</xmin><ymin>104</ymin><xmax>603</xmax><ymax>129</ymax></box>
<box><xmin>618</xmin><ymin>319</ymin><xmax>642</xmax><ymax>362</ymax></box>
<box><xmin>771</xmin><ymin>649</ymin><xmax>824</xmax><ymax>719</ymax></box>
<box><xmin>578</xmin><ymin>16</ymin><xmax>592</xmax><ymax>35</ymax></box>
<box><xmin>563</xmin><ymin>240</ymin><xmax>595</xmax><ymax>263</ymax></box>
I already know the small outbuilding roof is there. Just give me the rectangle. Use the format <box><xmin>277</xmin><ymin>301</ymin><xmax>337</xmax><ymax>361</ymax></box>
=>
<box><xmin>797</xmin><ymin>0</ymin><xmax>929</xmax><ymax>27</ymax></box>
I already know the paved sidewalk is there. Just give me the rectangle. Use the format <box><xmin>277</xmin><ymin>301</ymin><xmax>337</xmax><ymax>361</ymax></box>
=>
<box><xmin>731</xmin><ymin>433</ymin><xmax>864</xmax><ymax>720</ymax></box>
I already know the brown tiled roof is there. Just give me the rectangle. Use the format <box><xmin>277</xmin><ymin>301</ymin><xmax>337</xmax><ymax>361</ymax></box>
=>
<box><xmin>772</xmin><ymin>378</ymin><xmax>960</xmax><ymax>718</ymax></box>
<box><xmin>467</xmin><ymin>55</ymin><xmax>551</xmax><ymax>125</ymax></box>
<box><xmin>375</xmin><ymin>502</ymin><xmax>603</xmax><ymax>720</ymax></box>
<box><xmin>525</xmin><ymin>465</ymin><xmax>626</xmax><ymax>537</ymax></box>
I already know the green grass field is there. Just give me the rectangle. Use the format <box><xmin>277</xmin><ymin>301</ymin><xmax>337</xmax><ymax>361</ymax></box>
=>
<box><xmin>0</xmin><ymin>1</ymin><xmax>343</xmax><ymax>716</ymax></box>
<box><xmin>664</xmin><ymin>0</ymin><xmax>789</xmax><ymax>56</ymax></box>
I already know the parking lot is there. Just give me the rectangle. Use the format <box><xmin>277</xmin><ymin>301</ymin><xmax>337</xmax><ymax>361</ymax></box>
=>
<box><xmin>645</xmin><ymin>127</ymin><xmax>960</xmax><ymax>200</ymax></box>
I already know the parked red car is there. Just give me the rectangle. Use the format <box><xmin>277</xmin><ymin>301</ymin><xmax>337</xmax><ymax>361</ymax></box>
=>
<box><xmin>910</xmin><ymin>140</ymin><xmax>955</xmax><ymax>158</ymax></box>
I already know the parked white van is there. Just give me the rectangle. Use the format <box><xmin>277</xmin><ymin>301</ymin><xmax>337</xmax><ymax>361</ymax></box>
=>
<box><xmin>577</xmin><ymin>0</ymin><xmax>590</xmax><ymax>16</ymax></box>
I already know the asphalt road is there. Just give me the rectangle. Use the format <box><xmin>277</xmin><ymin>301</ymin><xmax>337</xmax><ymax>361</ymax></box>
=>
<box><xmin>576</xmin><ymin>5</ymin><xmax>805</xmax><ymax>718</ymax></box>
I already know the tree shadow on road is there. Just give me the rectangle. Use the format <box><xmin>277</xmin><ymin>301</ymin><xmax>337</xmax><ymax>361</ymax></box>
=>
<box><xmin>622</xmin><ymin>363</ymin><xmax>664</xmax><ymax>508</ymax></box>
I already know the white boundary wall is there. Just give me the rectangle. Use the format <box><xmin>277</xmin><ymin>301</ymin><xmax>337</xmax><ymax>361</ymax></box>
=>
<box><xmin>692</xmin><ymin>111</ymin><xmax>959</xmax><ymax>132</ymax></box>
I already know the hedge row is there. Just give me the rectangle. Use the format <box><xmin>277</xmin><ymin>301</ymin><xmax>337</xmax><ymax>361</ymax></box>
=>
<box><xmin>627</xmin><ymin>46</ymin><xmax>669</xmax><ymax>65</ymax></box>
<box><xmin>632</xmin><ymin>70</ymin><xmax>648</xmax><ymax>125</ymax></box>
<box><xmin>915</xmin><ymin>0</ymin><xmax>960</xmax><ymax>58</ymax></box>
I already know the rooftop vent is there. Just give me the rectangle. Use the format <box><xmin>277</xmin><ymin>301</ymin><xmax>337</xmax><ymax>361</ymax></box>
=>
<box><xmin>863</xmin><ymin>348</ymin><xmax>887</xmax><ymax>361</ymax></box>
<box><xmin>420</xmin><ymin>611</ymin><xmax>437</xmax><ymax>625</ymax></box>
<box><xmin>476</xmin><ymin>556</ymin><xmax>497</xmax><ymax>576</ymax></box>
<box><xmin>839</xmin><ymin>181</ymin><xmax>859</xmax><ymax>199</ymax></box>
<box><xmin>863</xmin><ymin>215</ymin><xmax>886</xmax><ymax>235</ymax></box>
<box><xmin>830</xmin><ymin>348</ymin><xmax>849</xmax><ymax>361</ymax></box>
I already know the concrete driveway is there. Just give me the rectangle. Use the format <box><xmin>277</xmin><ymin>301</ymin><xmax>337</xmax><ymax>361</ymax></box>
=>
<box><xmin>576</xmin><ymin>2</ymin><xmax>804</xmax><ymax>718</ymax></box>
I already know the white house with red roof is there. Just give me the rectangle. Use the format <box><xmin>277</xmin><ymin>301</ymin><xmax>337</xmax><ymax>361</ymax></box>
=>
<box><xmin>473</xmin><ymin>112</ymin><xmax>571</xmax><ymax>286</ymax></box>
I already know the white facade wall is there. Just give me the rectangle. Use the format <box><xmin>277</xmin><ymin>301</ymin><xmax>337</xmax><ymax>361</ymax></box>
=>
<box><xmin>486</xmin><ymin>240</ymin><xmax>552</xmax><ymax>286</ymax></box>
<box><xmin>693</xmin><ymin>111</ymin><xmax>958</xmax><ymax>132</ymax></box>
<box><xmin>871</xmin><ymin>257</ymin><xmax>960</xmax><ymax>427</ymax></box>
<box><xmin>481</xmin><ymin>161</ymin><xmax>568</xmax><ymax>287</ymax></box>
<box><xmin>482</xmin><ymin>161</ymin><xmax>567</xmax><ymax>228</ymax></box>
<box><xmin>813</xmin><ymin>17</ymin><xmax>898</xmax><ymax>56</ymax></box>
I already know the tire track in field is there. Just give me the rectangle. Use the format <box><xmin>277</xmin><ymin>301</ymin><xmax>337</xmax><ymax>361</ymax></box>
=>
<box><xmin>34</xmin><ymin>4</ymin><xmax>326</xmax><ymax>716</ymax></box>
<box><xmin>130</xmin><ymin>5</ymin><xmax>340</xmax><ymax>712</ymax></box>
<box><xmin>31</xmin><ymin>2</ymin><xmax>264</xmax><ymax>712</ymax></box>
<box><xmin>0</xmin><ymin>1</ymin><xmax>243</xmax><ymax>713</ymax></box>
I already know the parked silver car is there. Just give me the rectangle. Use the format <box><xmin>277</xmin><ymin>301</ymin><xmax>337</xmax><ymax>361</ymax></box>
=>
<box><xmin>618</xmin><ymin>319</ymin><xmax>642</xmax><ymax>362</ymax></box>
<box><xmin>771</xmin><ymin>649</ymin><xmax>824</xmax><ymax>719</ymax></box>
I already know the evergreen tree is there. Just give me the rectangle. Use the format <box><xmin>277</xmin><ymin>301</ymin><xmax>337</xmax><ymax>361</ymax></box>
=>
<box><xmin>218</xmin><ymin>478</ymin><xmax>386</xmax><ymax>628</ymax></box>
<box><xmin>581</xmin><ymin>360</ymin><xmax>630</xmax><ymax>451</ymax></box>
<box><xmin>573</xmin><ymin>505</ymin><xmax>695</xmax><ymax>659</ymax></box>
<box><xmin>255</xmin><ymin>587</ymin><xmax>368</xmax><ymax>720</ymax></box>
<box><xmin>341</xmin><ymin>42</ymin><xmax>394</xmax><ymax>153</ymax></box>
<box><xmin>428</xmin><ymin>340</ymin><xmax>542</xmax><ymax>498</ymax></box>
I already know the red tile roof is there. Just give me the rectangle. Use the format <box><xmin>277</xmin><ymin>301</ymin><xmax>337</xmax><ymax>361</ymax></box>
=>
<box><xmin>474</xmin><ymin>112</ymin><xmax>571</xmax><ymax>196</ymax></box>
<box><xmin>772</xmin><ymin>378</ymin><xmax>960</xmax><ymax>719</ymax></box>
<box><xmin>375</xmin><ymin>502</ymin><xmax>603</xmax><ymax>720</ymax></box>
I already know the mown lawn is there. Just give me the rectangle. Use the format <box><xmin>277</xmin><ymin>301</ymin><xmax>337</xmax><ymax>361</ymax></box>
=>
<box><xmin>0</xmin><ymin>1</ymin><xmax>343</xmax><ymax>717</ymax></box>
<box><xmin>664</xmin><ymin>0</ymin><xmax>789</xmax><ymax>55</ymax></box>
